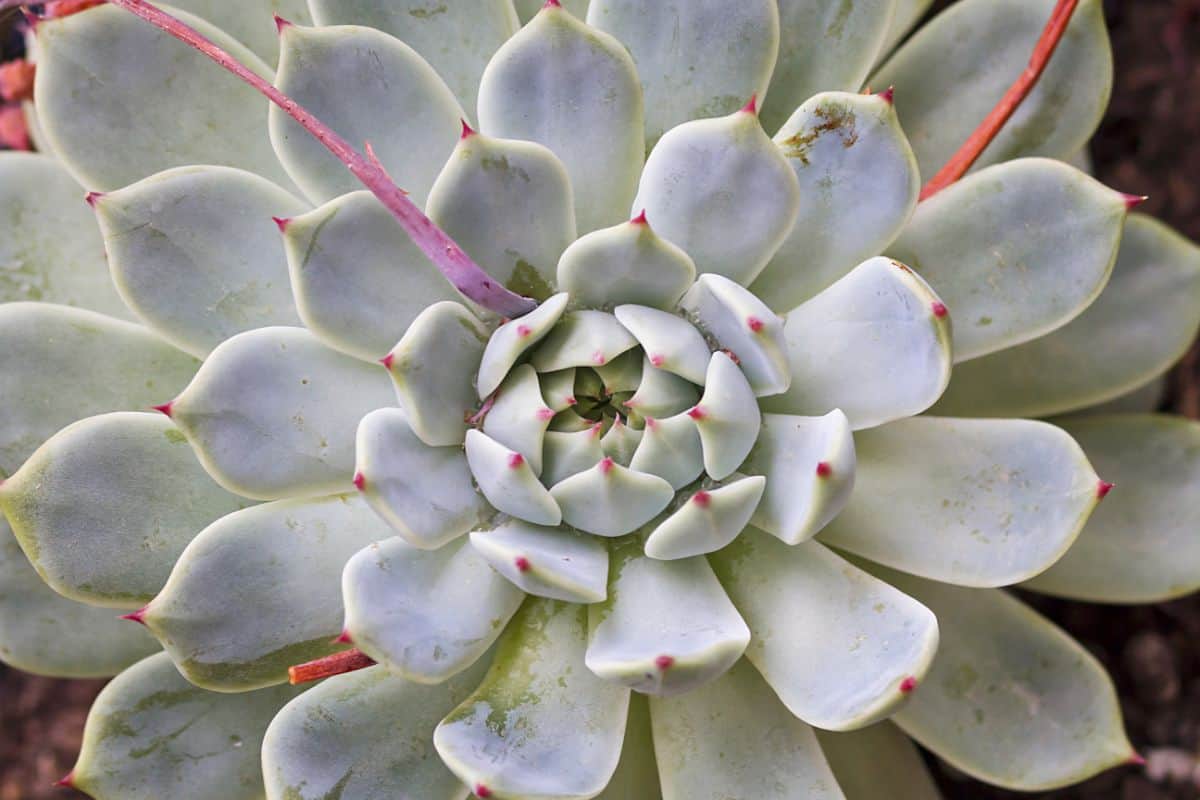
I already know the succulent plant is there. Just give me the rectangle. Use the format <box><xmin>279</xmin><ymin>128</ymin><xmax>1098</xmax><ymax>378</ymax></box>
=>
<box><xmin>1</xmin><ymin>0</ymin><xmax>1200</xmax><ymax>798</ymax></box>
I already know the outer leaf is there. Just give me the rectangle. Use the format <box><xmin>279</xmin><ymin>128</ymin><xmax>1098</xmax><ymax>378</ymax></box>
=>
<box><xmin>761</xmin><ymin>0</ymin><xmax>895</xmax><ymax>133</ymax></box>
<box><xmin>880</xmin><ymin>567</ymin><xmax>1134</xmax><ymax>791</ymax></box>
<box><xmin>632</xmin><ymin>107</ymin><xmax>801</xmax><ymax>286</ymax></box>
<box><xmin>0</xmin><ymin>152</ymin><xmax>130</xmax><ymax>317</ymax></box>
<box><xmin>595</xmin><ymin>694</ymin><xmax>662</xmax><ymax>800</ymax></box>
<box><xmin>587</xmin><ymin>0</ymin><xmax>781</xmax><ymax>146</ymax></box>
<box><xmin>816</xmin><ymin>723</ymin><xmax>943</xmax><ymax>800</ymax></box>
<box><xmin>711</xmin><ymin>531</ymin><xmax>939</xmax><ymax>731</ymax></box>
<box><xmin>760</xmin><ymin>257</ymin><xmax>951</xmax><ymax>429</ymax></box>
<box><xmin>0</xmin><ymin>303</ymin><xmax>198</xmax><ymax>477</ymax></box>
<box><xmin>752</xmin><ymin>92</ymin><xmax>920</xmax><ymax>312</ymax></box>
<box><xmin>820</xmin><ymin>417</ymin><xmax>1102</xmax><ymax>587</ymax></box>
<box><xmin>870</xmin><ymin>0</ymin><xmax>1113</xmax><ymax>179</ymax></box>
<box><xmin>0</xmin><ymin>412</ymin><xmax>248</xmax><ymax>608</ymax></box>
<box><xmin>516</xmin><ymin>0</ymin><xmax>590</xmax><ymax>22</ymax></box>
<box><xmin>932</xmin><ymin>213</ymin><xmax>1200</xmax><ymax>417</ymax></box>
<box><xmin>355</xmin><ymin>407</ymin><xmax>489</xmax><ymax>549</ymax></box>
<box><xmin>879</xmin><ymin>0</ymin><xmax>934</xmax><ymax>55</ymax></box>
<box><xmin>427</xmin><ymin>132</ymin><xmax>574</xmax><ymax>300</ymax></box>
<box><xmin>271</xmin><ymin>23</ymin><xmax>463</xmax><ymax>205</ymax></box>
<box><xmin>94</xmin><ymin>165</ymin><xmax>307</xmax><ymax>357</ymax></box>
<box><xmin>263</xmin><ymin>663</ymin><xmax>486</xmax><ymax>800</ymax></box>
<box><xmin>34</xmin><ymin>4</ymin><xmax>293</xmax><ymax>191</ymax></box>
<box><xmin>1024</xmin><ymin>415</ymin><xmax>1200</xmax><ymax>603</ymax></box>
<box><xmin>649</xmin><ymin>658</ymin><xmax>845</xmax><ymax>800</ymax></box>
<box><xmin>170</xmin><ymin>0</ymin><xmax>313</xmax><ymax>62</ymax></box>
<box><xmin>587</xmin><ymin>543</ymin><xmax>750</xmax><ymax>695</ymax></box>
<box><xmin>70</xmin><ymin>652</ymin><xmax>300</xmax><ymax>800</ymax></box>
<box><xmin>142</xmin><ymin>495</ymin><xmax>391</xmax><ymax>691</ymax></box>
<box><xmin>0</xmin><ymin>519</ymin><xmax>158</xmax><ymax>678</ymax></box>
<box><xmin>307</xmin><ymin>0</ymin><xmax>519</xmax><ymax>118</ymax></box>
<box><xmin>558</xmin><ymin>218</ymin><xmax>696</xmax><ymax>311</ymax></box>
<box><xmin>283</xmin><ymin>191</ymin><xmax>463</xmax><ymax>362</ymax></box>
<box><xmin>342</xmin><ymin>537</ymin><xmax>522</xmax><ymax>683</ymax></box>
<box><xmin>435</xmin><ymin>598</ymin><xmax>631</xmax><ymax>800</ymax></box>
<box><xmin>172</xmin><ymin>327</ymin><xmax>395</xmax><ymax>500</ymax></box>
<box><xmin>478</xmin><ymin>3</ymin><xmax>644</xmax><ymax>234</ymax></box>
<box><xmin>470</xmin><ymin>519</ymin><xmax>609</xmax><ymax>604</ymax></box>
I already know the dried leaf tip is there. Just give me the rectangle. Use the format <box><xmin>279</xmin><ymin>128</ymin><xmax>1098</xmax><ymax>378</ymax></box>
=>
<box><xmin>53</xmin><ymin>770</ymin><xmax>76</xmax><ymax>789</ymax></box>
<box><xmin>740</xmin><ymin>93</ymin><xmax>758</xmax><ymax>116</ymax></box>
<box><xmin>876</xmin><ymin>86</ymin><xmax>895</xmax><ymax>105</ymax></box>
<box><xmin>272</xmin><ymin>14</ymin><xmax>292</xmax><ymax>34</ymax></box>
<box><xmin>288</xmin><ymin>649</ymin><xmax>376</xmax><ymax>685</ymax></box>
<box><xmin>460</xmin><ymin>118</ymin><xmax>477</xmax><ymax>140</ymax></box>
<box><xmin>151</xmin><ymin>401</ymin><xmax>174</xmax><ymax>418</ymax></box>
<box><xmin>1121</xmin><ymin>193</ymin><xmax>1149</xmax><ymax>210</ymax></box>
<box><xmin>1096</xmin><ymin>480</ymin><xmax>1115</xmax><ymax>500</ymax></box>
<box><xmin>119</xmin><ymin>607</ymin><xmax>148</xmax><ymax>626</ymax></box>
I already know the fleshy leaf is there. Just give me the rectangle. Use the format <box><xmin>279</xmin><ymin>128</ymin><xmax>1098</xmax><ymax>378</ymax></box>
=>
<box><xmin>612</xmin><ymin>305</ymin><xmax>711</xmax><ymax>385</ymax></box>
<box><xmin>306</xmin><ymin>0</ymin><xmax>519</xmax><ymax>118</ymax></box>
<box><xmin>354</xmin><ymin>407</ymin><xmax>489</xmax><ymax>549</ymax></box>
<box><xmin>628</xmin><ymin>413</ymin><xmax>705</xmax><ymax>490</ymax></box>
<box><xmin>649</xmin><ymin>658</ymin><xmax>845</xmax><ymax>800</ymax></box>
<box><xmin>34</xmin><ymin>3</ymin><xmax>293</xmax><ymax>191</ymax></box>
<box><xmin>478</xmin><ymin>2</ymin><xmax>644</xmax><ymax>234</ymax></box>
<box><xmin>761</xmin><ymin>0</ymin><xmax>894</xmax><ymax>134</ymax></box>
<box><xmin>870</xmin><ymin>0</ymin><xmax>1113</xmax><ymax>179</ymax></box>
<box><xmin>741</xmin><ymin>411</ymin><xmax>856</xmax><ymax>545</ymax></box>
<box><xmin>342</xmin><ymin>537</ymin><xmax>522</xmax><ymax>683</ymax></box>
<box><xmin>752</xmin><ymin>91</ymin><xmax>920</xmax><ymax>312</ymax></box>
<box><xmin>385</xmin><ymin>302</ymin><xmax>489</xmax><ymax>447</ymax></box>
<box><xmin>427</xmin><ymin>132</ymin><xmax>574</xmax><ymax>301</ymax></box>
<box><xmin>558</xmin><ymin>217</ymin><xmax>696</xmax><ymax>310</ymax></box>
<box><xmin>594</xmin><ymin>349</ymin><xmax>644</xmax><ymax>395</ymax></box>
<box><xmin>482</xmin><ymin>364</ymin><xmax>555</xmax><ymax>476</ymax></box>
<box><xmin>283</xmin><ymin>191</ymin><xmax>463</xmax><ymax>362</ymax></box>
<box><xmin>435</xmin><ymin>598</ymin><xmax>630</xmax><ymax>800</ymax></box>
<box><xmin>711</xmin><ymin>531</ymin><xmax>939</xmax><ymax>731</ymax></box>
<box><xmin>70</xmin><ymin>652</ymin><xmax>301</xmax><ymax>800</ymax></box>
<box><xmin>595</xmin><ymin>694</ymin><xmax>662</xmax><ymax>800</ymax></box>
<box><xmin>679</xmin><ymin>274</ymin><xmax>789</xmax><ymax>396</ymax></box>
<box><xmin>879</xmin><ymin>0</ymin><xmax>934</xmax><ymax>55</ymax></box>
<box><xmin>515</xmin><ymin>0</ymin><xmax>591</xmax><ymax>24</ymax></box>
<box><xmin>0</xmin><ymin>152</ymin><xmax>130</xmax><ymax>317</ymax></box>
<box><xmin>820</xmin><ymin>417</ymin><xmax>1102</xmax><ymax>587</ymax></box>
<box><xmin>760</xmin><ymin>257</ymin><xmax>951</xmax><ymax>429</ymax></box>
<box><xmin>0</xmin><ymin>412</ymin><xmax>247</xmax><ymax>608</ymax></box>
<box><xmin>632</xmin><ymin>107</ymin><xmax>800</xmax><ymax>285</ymax></box>
<box><xmin>0</xmin><ymin>303</ymin><xmax>199</xmax><ymax>477</ymax></box>
<box><xmin>271</xmin><ymin>23</ymin><xmax>463</xmax><ymax>206</ymax></box>
<box><xmin>1023</xmin><ymin>415</ymin><xmax>1200</xmax><ymax>603</ymax></box>
<box><xmin>816</xmin><ymin>722</ymin><xmax>943</xmax><ymax>800</ymax></box>
<box><xmin>889</xmin><ymin>158</ymin><xmax>1126</xmax><ymax>362</ymax></box>
<box><xmin>470</xmin><ymin>519</ymin><xmax>608</xmax><ymax>604</ymax></box>
<box><xmin>172</xmin><ymin>326</ymin><xmax>394</xmax><ymax>500</ymax></box>
<box><xmin>465</xmin><ymin>429</ymin><xmax>562</xmax><ymax>526</ymax></box>
<box><xmin>263</xmin><ymin>663</ymin><xmax>486</xmax><ymax>800</ymax></box>
<box><xmin>549</xmin><ymin>457</ymin><xmax>674</xmax><ymax>536</ymax></box>
<box><xmin>624</xmin><ymin>361</ymin><xmax>702</xmax><ymax>421</ymax></box>
<box><xmin>587</xmin><ymin>542</ymin><xmax>749</xmax><ymax>694</ymax></box>
<box><xmin>94</xmin><ymin>165</ymin><xmax>307</xmax><ymax>357</ymax></box>
<box><xmin>692</xmin><ymin>352</ymin><xmax>761</xmax><ymax>480</ymax></box>
<box><xmin>530</xmin><ymin>309</ymin><xmax>639</xmax><ymax>371</ymax></box>
<box><xmin>644</xmin><ymin>475</ymin><xmax>765</xmax><ymax>560</ymax></box>
<box><xmin>880</xmin><ymin>566</ymin><xmax>1134</xmax><ymax>791</ymax></box>
<box><xmin>477</xmin><ymin>293</ymin><xmax>570</xmax><ymax>398</ymax></box>
<box><xmin>587</xmin><ymin>0</ymin><xmax>780</xmax><ymax>146</ymax></box>
<box><xmin>541</xmin><ymin>426</ymin><xmax>606</xmax><ymax>487</ymax></box>
<box><xmin>142</xmin><ymin>495</ymin><xmax>391</xmax><ymax>691</ymax></box>
<box><xmin>0</xmin><ymin>519</ymin><xmax>158</xmax><ymax>678</ymax></box>
<box><xmin>601</xmin><ymin>417</ymin><xmax>642</xmax><ymax>467</ymax></box>
<box><xmin>170</xmin><ymin>0</ymin><xmax>313</xmax><ymax>62</ymax></box>
<box><xmin>932</xmin><ymin>213</ymin><xmax>1200</xmax><ymax>417</ymax></box>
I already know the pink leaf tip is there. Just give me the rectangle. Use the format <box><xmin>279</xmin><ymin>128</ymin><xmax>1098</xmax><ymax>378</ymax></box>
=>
<box><xmin>53</xmin><ymin>770</ymin><xmax>76</xmax><ymax>789</ymax></box>
<box><xmin>84</xmin><ymin>191</ymin><xmax>105</xmax><ymax>208</ymax></box>
<box><xmin>931</xmin><ymin>301</ymin><xmax>949</xmax><ymax>319</ymax></box>
<box><xmin>119</xmin><ymin>607</ymin><xmax>148</xmax><ymax>626</ymax></box>
<box><xmin>352</xmin><ymin>472</ymin><xmax>366</xmax><ymax>491</ymax></box>
<box><xmin>565</xmin><ymin>395</ymin><xmax>578</xmax><ymax>406</ymax></box>
<box><xmin>655</xmin><ymin>654</ymin><xmax>675</xmax><ymax>671</ymax></box>
<box><xmin>631</xmin><ymin>209</ymin><xmax>649</xmax><ymax>226</ymax></box>
<box><xmin>333</xmin><ymin>629</ymin><xmax>353</xmax><ymax>644</ymax></box>
<box><xmin>273</xmin><ymin>14</ymin><xmax>292</xmax><ymax>34</ymax></box>
<box><xmin>475</xmin><ymin>785</ymin><xmax>493</xmax><ymax>799</ymax></box>
<box><xmin>598</xmin><ymin>456</ymin><xmax>615</xmax><ymax>475</ymax></box>
<box><xmin>272</xmin><ymin>216</ymin><xmax>291</xmax><ymax>233</ymax></box>
<box><xmin>1122</xmin><ymin>193</ymin><xmax>1149</xmax><ymax>210</ymax></box>
<box><xmin>649</xmin><ymin>353</ymin><xmax>665</xmax><ymax>368</ymax></box>
<box><xmin>536</xmin><ymin>407</ymin><xmax>556</xmax><ymax>421</ymax></box>
<box><xmin>687</xmin><ymin>406</ymin><xmax>707</xmax><ymax>421</ymax></box>
<box><xmin>1097</xmin><ymin>480</ymin><xmax>1115</xmax><ymax>499</ymax></box>
<box><xmin>747</xmin><ymin>316</ymin><xmax>765</xmax><ymax>333</ymax></box>
<box><xmin>460</xmin><ymin>118</ymin><xmax>477</xmax><ymax>140</ymax></box>
<box><xmin>740</xmin><ymin>93</ymin><xmax>758</xmax><ymax>115</ymax></box>
<box><xmin>692</xmin><ymin>490</ymin><xmax>711</xmax><ymax>508</ymax></box>
<box><xmin>1127</xmin><ymin>752</ymin><xmax>1147</xmax><ymax>767</ymax></box>
<box><xmin>876</xmin><ymin>86</ymin><xmax>895</xmax><ymax>105</ymax></box>
<box><xmin>151</xmin><ymin>402</ymin><xmax>174</xmax><ymax>418</ymax></box>
<box><xmin>899</xmin><ymin>676</ymin><xmax>918</xmax><ymax>694</ymax></box>
<box><xmin>543</xmin><ymin>0</ymin><xmax>562</xmax><ymax>7</ymax></box>
<box><xmin>591</xmin><ymin>350</ymin><xmax>607</xmax><ymax>366</ymax></box>
<box><xmin>508</xmin><ymin>452</ymin><xmax>525</xmax><ymax>469</ymax></box>
<box><xmin>816</xmin><ymin>461</ymin><xmax>833</xmax><ymax>478</ymax></box>
<box><xmin>514</xmin><ymin>556</ymin><xmax>531</xmax><ymax>573</ymax></box>
<box><xmin>379</xmin><ymin>353</ymin><xmax>395</xmax><ymax>370</ymax></box>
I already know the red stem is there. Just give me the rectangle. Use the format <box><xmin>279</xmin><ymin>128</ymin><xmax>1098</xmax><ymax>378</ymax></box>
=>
<box><xmin>288</xmin><ymin>648</ymin><xmax>376</xmax><ymax>684</ymax></box>
<box><xmin>919</xmin><ymin>0</ymin><xmax>1079</xmax><ymax>201</ymax></box>
<box><xmin>102</xmin><ymin>0</ymin><xmax>536</xmax><ymax>318</ymax></box>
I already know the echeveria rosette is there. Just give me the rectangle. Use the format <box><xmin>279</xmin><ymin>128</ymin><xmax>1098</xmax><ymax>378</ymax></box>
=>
<box><xmin>0</xmin><ymin>0</ymin><xmax>1198</xmax><ymax>798</ymax></box>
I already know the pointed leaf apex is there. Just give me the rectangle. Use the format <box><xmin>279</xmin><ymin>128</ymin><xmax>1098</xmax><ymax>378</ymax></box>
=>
<box><xmin>816</xmin><ymin>461</ymin><xmax>833</xmax><ymax>478</ymax></box>
<box><xmin>747</xmin><ymin>316</ymin><xmax>765</xmax><ymax>333</ymax></box>
<box><xmin>931</xmin><ymin>301</ymin><xmax>949</xmax><ymax>319</ymax></box>
<box><xmin>1097</xmin><ymin>480</ymin><xmax>1115</xmax><ymax>499</ymax></box>
<box><xmin>272</xmin><ymin>215</ymin><xmax>291</xmax><ymax>233</ymax></box>
<box><xmin>1127</xmin><ymin>752</ymin><xmax>1147</xmax><ymax>767</ymax></box>
<box><xmin>352</xmin><ymin>471</ymin><xmax>366</xmax><ymax>491</ymax></box>
<box><xmin>740</xmin><ymin>93</ymin><xmax>758</xmax><ymax>115</ymax></box>
<box><xmin>899</xmin><ymin>676</ymin><xmax>918</xmax><ymax>694</ymax></box>
<box><xmin>599</xmin><ymin>456</ymin><xmax>615</xmax><ymax>475</ymax></box>
<box><xmin>333</xmin><ymin>629</ymin><xmax>353</xmax><ymax>644</ymax></box>
<box><xmin>687</xmin><ymin>406</ymin><xmax>707</xmax><ymax>421</ymax></box>
<box><xmin>475</xmin><ymin>785</ymin><xmax>494</xmax><ymax>799</ymax></box>
<box><xmin>631</xmin><ymin>209</ymin><xmax>649</xmax><ymax>226</ymax></box>
<box><xmin>53</xmin><ymin>770</ymin><xmax>76</xmax><ymax>789</ymax></box>
<box><xmin>1122</xmin><ymin>193</ymin><xmax>1149</xmax><ymax>210</ymax></box>
<box><xmin>460</xmin><ymin>118</ymin><xmax>477</xmax><ymax>140</ymax></box>
<box><xmin>379</xmin><ymin>353</ymin><xmax>395</xmax><ymax>370</ymax></box>
<box><xmin>655</xmin><ymin>654</ymin><xmax>675</xmax><ymax>671</ymax></box>
<box><xmin>543</xmin><ymin>0</ymin><xmax>562</xmax><ymax>8</ymax></box>
<box><xmin>273</xmin><ymin>14</ymin><xmax>292</xmax><ymax>34</ymax></box>
<box><xmin>692</xmin><ymin>490</ymin><xmax>711</xmax><ymax>508</ymax></box>
<box><xmin>536</xmin><ymin>407</ymin><xmax>556</xmax><ymax>421</ymax></box>
<box><xmin>119</xmin><ymin>607</ymin><xmax>149</xmax><ymax>626</ymax></box>
<box><xmin>514</xmin><ymin>556</ymin><xmax>532</xmax><ymax>573</ymax></box>
<box><xmin>507</xmin><ymin>452</ymin><xmax>525</xmax><ymax>469</ymax></box>
<box><xmin>84</xmin><ymin>191</ymin><xmax>105</xmax><ymax>208</ymax></box>
<box><xmin>151</xmin><ymin>402</ymin><xmax>174</xmax><ymax>418</ymax></box>
<box><xmin>877</xmin><ymin>86</ymin><xmax>895</xmax><ymax>105</ymax></box>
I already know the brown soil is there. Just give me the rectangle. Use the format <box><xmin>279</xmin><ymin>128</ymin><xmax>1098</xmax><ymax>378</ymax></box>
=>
<box><xmin>1</xmin><ymin>1</ymin><xmax>1199</xmax><ymax>798</ymax></box>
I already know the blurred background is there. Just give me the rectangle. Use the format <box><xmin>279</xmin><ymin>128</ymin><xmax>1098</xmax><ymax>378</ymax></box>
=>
<box><xmin>1</xmin><ymin>1</ymin><xmax>1198</xmax><ymax>798</ymax></box>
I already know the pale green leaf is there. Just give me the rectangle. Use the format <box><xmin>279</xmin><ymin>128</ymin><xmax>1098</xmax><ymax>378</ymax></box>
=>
<box><xmin>558</xmin><ymin>218</ymin><xmax>696</xmax><ymax>310</ymax></box>
<box><xmin>470</xmin><ymin>519</ymin><xmax>608</xmax><ymax>604</ymax></box>
<box><xmin>816</xmin><ymin>722</ymin><xmax>943</xmax><ymax>800</ymax></box>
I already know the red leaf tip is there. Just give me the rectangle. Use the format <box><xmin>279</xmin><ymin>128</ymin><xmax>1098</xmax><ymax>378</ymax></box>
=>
<box><xmin>1127</xmin><ymin>752</ymin><xmax>1147</xmax><ymax>767</ymax></box>
<box><xmin>542</xmin><ymin>0</ymin><xmax>562</xmax><ymax>7</ymax></box>
<box><xmin>1122</xmin><ymin>193</ymin><xmax>1149</xmax><ymax>210</ymax></box>
<box><xmin>649</xmin><ymin>353</ymin><xmax>666</xmax><ymax>367</ymax></box>
<box><xmin>475</xmin><ymin>785</ymin><xmax>494</xmax><ymax>798</ymax></box>
<box><xmin>931</xmin><ymin>301</ymin><xmax>949</xmax><ymax>319</ymax></box>
<box><xmin>119</xmin><ymin>607</ymin><xmax>148</xmax><ymax>626</ymax></box>
<box><xmin>272</xmin><ymin>216</ymin><xmax>291</xmax><ymax>233</ymax></box>
<box><xmin>747</xmin><ymin>316</ymin><xmax>765</xmax><ymax>333</ymax></box>
<box><xmin>507</xmin><ymin>452</ymin><xmax>525</xmax><ymax>469</ymax></box>
<box><xmin>84</xmin><ymin>191</ymin><xmax>105</xmax><ymax>208</ymax></box>
<box><xmin>352</xmin><ymin>471</ymin><xmax>366</xmax><ymax>491</ymax></box>
<box><xmin>273</xmin><ymin>14</ymin><xmax>292</xmax><ymax>33</ymax></box>
<box><xmin>536</xmin><ymin>407</ymin><xmax>556</xmax><ymax>421</ymax></box>
<box><xmin>740</xmin><ymin>93</ymin><xmax>758</xmax><ymax>115</ymax></box>
<box><xmin>876</xmin><ymin>86</ymin><xmax>895</xmax><ymax>105</ymax></box>
<box><xmin>687</xmin><ymin>406</ymin><xmax>707</xmax><ymax>421</ymax></box>
<box><xmin>899</xmin><ymin>676</ymin><xmax>918</xmax><ymax>694</ymax></box>
<box><xmin>53</xmin><ymin>770</ymin><xmax>76</xmax><ymax>789</ymax></box>
<box><xmin>655</xmin><ymin>654</ymin><xmax>675</xmax><ymax>671</ymax></box>
<box><xmin>460</xmin><ymin>118</ymin><xmax>477</xmax><ymax>140</ymax></box>
<box><xmin>816</xmin><ymin>461</ymin><xmax>833</xmax><ymax>478</ymax></box>
<box><xmin>599</xmin><ymin>456</ymin><xmax>615</xmax><ymax>475</ymax></box>
<box><xmin>333</xmin><ymin>629</ymin><xmax>353</xmax><ymax>644</ymax></box>
<box><xmin>1097</xmin><ymin>480</ymin><xmax>1115</xmax><ymax>500</ymax></box>
<box><xmin>151</xmin><ymin>401</ymin><xmax>174</xmax><ymax>418</ymax></box>
<box><xmin>692</xmin><ymin>491</ymin><xmax>711</xmax><ymax>508</ymax></box>
<box><xmin>514</xmin><ymin>556</ymin><xmax>531</xmax><ymax>573</ymax></box>
<box><xmin>630</xmin><ymin>209</ymin><xmax>649</xmax><ymax>226</ymax></box>
<box><xmin>379</xmin><ymin>353</ymin><xmax>395</xmax><ymax>370</ymax></box>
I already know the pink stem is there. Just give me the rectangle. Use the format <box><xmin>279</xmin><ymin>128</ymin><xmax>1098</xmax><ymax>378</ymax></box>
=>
<box><xmin>102</xmin><ymin>0</ymin><xmax>536</xmax><ymax>317</ymax></box>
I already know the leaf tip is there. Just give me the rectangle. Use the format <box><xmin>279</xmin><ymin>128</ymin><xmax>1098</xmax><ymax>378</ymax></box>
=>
<box><xmin>899</xmin><ymin>676</ymin><xmax>918</xmax><ymax>694</ymax></box>
<box><xmin>507</xmin><ymin>452</ymin><xmax>525</xmax><ymax>470</ymax></box>
<box><xmin>460</xmin><ymin>118</ymin><xmax>477</xmax><ymax>140</ymax></box>
<box><xmin>273</xmin><ymin>14</ymin><xmax>292</xmax><ymax>34</ymax></box>
<box><xmin>53</xmin><ymin>770</ymin><xmax>76</xmax><ymax>789</ymax></box>
<box><xmin>931</xmin><ymin>301</ymin><xmax>949</xmax><ymax>319</ymax></box>
<box><xmin>598</xmin><ymin>456</ymin><xmax>615</xmax><ymax>475</ymax></box>
<box><xmin>536</xmin><ymin>407</ymin><xmax>556</xmax><ymax>421</ymax></box>
<box><xmin>1121</xmin><ymin>193</ymin><xmax>1149</xmax><ymax>211</ymax></box>
<box><xmin>352</xmin><ymin>471</ymin><xmax>366</xmax><ymax>492</ymax></box>
<box><xmin>1097</xmin><ymin>480</ymin><xmax>1115</xmax><ymax>500</ymax></box>
<box><xmin>740</xmin><ymin>93</ymin><xmax>758</xmax><ymax>116</ymax></box>
<box><xmin>379</xmin><ymin>353</ymin><xmax>395</xmax><ymax>371</ymax></box>
<box><xmin>514</xmin><ymin>556</ymin><xmax>531</xmax><ymax>573</ymax></box>
<box><xmin>84</xmin><ymin>191</ymin><xmax>105</xmax><ymax>209</ymax></box>
<box><xmin>474</xmin><ymin>785</ymin><xmax>494</xmax><ymax>798</ymax></box>
<box><xmin>1127</xmin><ymin>751</ymin><xmax>1146</xmax><ymax>767</ymax></box>
<box><xmin>150</xmin><ymin>401</ymin><xmax>174</xmax><ymax>418</ymax></box>
<box><xmin>687</xmin><ymin>405</ymin><xmax>707</xmax><ymax>421</ymax></box>
<box><xmin>692</xmin><ymin>490</ymin><xmax>711</xmax><ymax>508</ymax></box>
<box><xmin>542</xmin><ymin>0</ymin><xmax>561</xmax><ymax>8</ymax></box>
<box><xmin>630</xmin><ymin>209</ymin><xmax>649</xmax><ymax>226</ymax></box>
<box><xmin>333</xmin><ymin>629</ymin><xmax>353</xmax><ymax>644</ymax></box>
<box><xmin>877</xmin><ymin>86</ymin><xmax>895</xmax><ymax>105</ymax></box>
<box><xmin>119</xmin><ymin>607</ymin><xmax>149</xmax><ymax>626</ymax></box>
<box><xmin>272</xmin><ymin>215</ymin><xmax>291</xmax><ymax>233</ymax></box>
<box><xmin>747</xmin><ymin>315</ymin><xmax>765</xmax><ymax>333</ymax></box>
<box><xmin>655</xmin><ymin>654</ymin><xmax>675</xmax><ymax>671</ymax></box>
<box><xmin>816</xmin><ymin>461</ymin><xmax>833</xmax><ymax>478</ymax></box>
